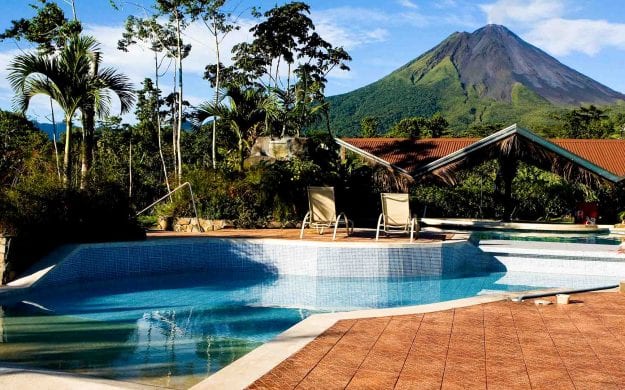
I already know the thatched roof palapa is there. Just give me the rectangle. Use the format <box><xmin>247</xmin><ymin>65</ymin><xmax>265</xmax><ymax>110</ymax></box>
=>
<box><xmin>337</xmin><ymin>124</ymin><xmax>625</xmax><ymax>186</ymax></box>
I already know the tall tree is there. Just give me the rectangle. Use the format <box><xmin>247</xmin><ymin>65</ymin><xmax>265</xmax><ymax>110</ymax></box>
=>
<box><xmin>8</xmin><ymin>35</ymin><xmax>133</xmax><ymax>188</ymax></box>
<box><xmin>360</xmin><ymin>116</ymin><xmax>380</xmax><ymax>138</ymax></box>
<box><xmin>195</xmin><ymin>86</ymin><xmax>274</xmax><ymax>170</ymax></box>
<box><xmin>78</xmin><ymin>44</ymin><xmax>135</xmax><ymax>189</ymax></box>
<box><xmin>387</xmin><ymin>117</ymin><xmax>427</xmax><ymax>138</ymax></box>
<box><xmin>565</xmin><ymin>105</ymin><xmax>610</xmax><ymax>138</ymax></box>
<box><xmin>154</xmin><ymin>0</ymin><xmax>191</xmax><ymax>185</ymax></box>
<box><xmin>118</xmin><ymin>15</ymin><xmax>178</xmax><ymax>194</ymax></box>
<box><xmin>185</xmin><ymin>0</ymin><xmax>238</xmax><ymax>169</ymax></box>
<box><xmin>1</xmin><ymin>0</ymin><xmax>82</xmax><ymax>181</ymax></box>
<box><xmin>0</xmin><ymin>0</ymin><xmax>81</xmax><ymax>55</ymax></box>
<box><xmin>227</xmin><ymin>2</ymin><xmax>350</xmax><ymax>136</ymax></box>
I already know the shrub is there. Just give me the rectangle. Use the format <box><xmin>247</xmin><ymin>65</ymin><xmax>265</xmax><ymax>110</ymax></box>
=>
<box><xmin>0</xmin><ymin>180</ymin><xmax>144</xmax><ymax>283</ymax></box>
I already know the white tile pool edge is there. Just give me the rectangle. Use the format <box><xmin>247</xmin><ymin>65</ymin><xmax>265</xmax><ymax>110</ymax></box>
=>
<box><xmin>190</xmin><ymin>293</ymin><xmax>510</xmax><ymax>390</ymax></box>
<box><xmin>0</xmin><ymin>366</ymin><xmax>154</xmax><ymax>389</ymax></box>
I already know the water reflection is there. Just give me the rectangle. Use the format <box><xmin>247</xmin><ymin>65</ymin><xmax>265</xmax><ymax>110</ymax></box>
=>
<box><xmin>0</xmin><ymin>270</ymin><xmax>619</xmax><ymax>388</ymax></box>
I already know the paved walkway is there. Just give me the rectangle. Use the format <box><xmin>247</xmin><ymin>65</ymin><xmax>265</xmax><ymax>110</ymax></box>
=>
<box><xmin>249</xmin><ymin>292</ymin><xmax>625</xmax><ymax>389</ymax></box>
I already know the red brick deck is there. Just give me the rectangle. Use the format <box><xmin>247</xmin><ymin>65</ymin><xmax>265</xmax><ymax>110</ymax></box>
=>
<box><xmin>249</xmin><ymin>292</ymin><xmax>625</xmax><ymax>389</ymax></box>
<box><xmin>147</xmin><ymin>228</ymin><xmax>457</xmax><ymax>243</ymax></box>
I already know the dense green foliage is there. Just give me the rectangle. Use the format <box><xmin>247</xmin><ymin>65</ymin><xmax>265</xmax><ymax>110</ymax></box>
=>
<box><xmin>411</xmin><ymin>161</ymin><xmax>624</xmax><ymax>223</ymax></box>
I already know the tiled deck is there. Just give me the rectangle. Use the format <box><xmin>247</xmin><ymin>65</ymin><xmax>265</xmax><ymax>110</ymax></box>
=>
<box><xmin>147</xmin><ymin>228</ymin><xmax>459</xmax><ymax>243</ymax></box>
<box><xmin>249</xmin><ymin>292</ymin><xmax>625</xmax><ymax>389</ymax></box>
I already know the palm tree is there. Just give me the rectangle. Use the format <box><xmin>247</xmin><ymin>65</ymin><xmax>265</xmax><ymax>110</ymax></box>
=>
<box><xmin>79</xmin><ymin>49</ymin><xmax>135</xmax><ymax>189</ymax></box>
<box><xmin>195</xmin><ymin>86</ymin><xmax>275</xmax><ymax>170</ymax></box>
<box><xmin>8</xmin><ymin>35</ymin><xmax>134</xmax><ymax>188</ymax></box>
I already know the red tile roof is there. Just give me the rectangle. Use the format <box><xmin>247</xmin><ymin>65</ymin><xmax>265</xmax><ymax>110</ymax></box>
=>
<box><xmin>552</xmin><ymin>139</ymin><xmax>625</xmax><ymax>177</ymax></box>
<box><xmin>341</xmin><ymin>137</ymin><xmax>625</xmax><ymax>177</ymax></box>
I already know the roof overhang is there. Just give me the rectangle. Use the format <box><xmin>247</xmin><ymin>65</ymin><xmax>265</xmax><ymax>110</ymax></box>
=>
<box><xmin>413</xmin><ymin>124</ymin><xmax>622</xmax><ymax>183</ymax></box>
<box><xmin>337</xmin><ymin>124</ymin><xmax>625</xmax><ymax>184</ymax></box>
<box><xmin>334</xmin><ymin>137</ymin><xmax>414</xmax><ymax>179</ymax></box>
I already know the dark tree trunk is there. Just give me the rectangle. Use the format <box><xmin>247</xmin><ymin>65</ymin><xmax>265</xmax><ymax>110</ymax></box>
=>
<box><xmin>80</xmin><ymin>110</ymin><xmax>95</xmax><ymax>190</ymax></box>
<box><xmin>63</xmin><ymin>117</ymin><xmax>72</xmax><ymax>188</ymax></box>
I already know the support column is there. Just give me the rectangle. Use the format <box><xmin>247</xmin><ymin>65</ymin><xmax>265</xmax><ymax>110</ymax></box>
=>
<box><xmin>499</xmin><ymin>157</ymin><xmax>518</xmax><ymax>222</ymax></box>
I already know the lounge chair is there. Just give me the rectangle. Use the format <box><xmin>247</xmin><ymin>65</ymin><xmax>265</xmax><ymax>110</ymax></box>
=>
<box><xmin>375</xmin><ymin>193</ymin><xmax>418</xmax><ymax>242</ymax></box>
<box><xmin>300</xmin><ymin>186</ymin><xmax>354</xmax><ymax>240</ymax></box>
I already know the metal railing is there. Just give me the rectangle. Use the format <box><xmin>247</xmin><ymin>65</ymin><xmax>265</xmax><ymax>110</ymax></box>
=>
<box><xmin>510</xmin><ymin>284</ymin><xmax>618</xmax><ymax>302</ymax></box>
<box><xmin>137</xmin><ymin>182</ymin><xmax>202</xmax><ymax>232</ymax></box>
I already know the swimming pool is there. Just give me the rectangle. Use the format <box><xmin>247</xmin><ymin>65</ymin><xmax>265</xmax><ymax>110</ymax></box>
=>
<box><xmin>1</xmin><ymin>269</ymin><xmax>618</xmax><ymax>388</ymax></box>
<box><xmin>470</xmin><ymin>230</ymin><xmax>622</xmax><ymax>245</ymax></box>
<box><xmin>0</xmin><ymin>237</ymin><xmax>622</xmax><ymax>387</ymax></box>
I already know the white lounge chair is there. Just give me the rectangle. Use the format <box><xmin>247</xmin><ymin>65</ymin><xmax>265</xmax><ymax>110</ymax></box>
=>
<box><xmin>375</xmin><ymin>193</ymin><xmax>418</xmax><ymax>242</ymax></box>
<box><xmin>300</xmin><ymin>186</ymin><xmax>354</xmax><ymax>240</ymax></box>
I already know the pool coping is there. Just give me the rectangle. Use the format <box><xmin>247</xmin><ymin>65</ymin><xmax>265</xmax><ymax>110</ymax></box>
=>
<box><xmin>0</xmin><ymin>365</ymin><xmax>155</xmax><ymax>389</ymax></box>
<box><xmin>190</xmin><ymin>292</ymin><xmax>526</xmax><ymax>390</ymax></box>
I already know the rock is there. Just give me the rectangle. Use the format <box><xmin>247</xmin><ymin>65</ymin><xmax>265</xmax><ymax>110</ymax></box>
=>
<box><xmin>268</xmin><ymin>221</ymin><xmax>283</xmax><ymax>229</ymax></box>
<box><xmin>177</xmin><ymin>218</ymin><xmax>191</xmax><ymax>225</ymax></box>
<box><xmin>157</xmin><ymin>216</ymin><xmax>173</xmax><ymax>230</ymax></box>
<box><xmin>248</xmin><ymin>136</ymin><xmax>310</xmax><ymax>161</ymax></box>
<box><xmin>244</xmin><ymin>155</ymin><xmax>276</xmax><ymax>168</ymax></box>
<box><xmin>199</xmin><ymin>218</ymin><xmax>212</xmax><ymax>231</ymax></box>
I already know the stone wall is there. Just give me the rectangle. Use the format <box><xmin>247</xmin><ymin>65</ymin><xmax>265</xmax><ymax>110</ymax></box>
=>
<box><xmin>174</xmin><ymin>218</ymin><xmax>232</xmax><ymax>232</ymax></box>
<box><xmin>153</xmin><ymin>217</ymin><xmax>232</xmax><ymax>232</ymax></box>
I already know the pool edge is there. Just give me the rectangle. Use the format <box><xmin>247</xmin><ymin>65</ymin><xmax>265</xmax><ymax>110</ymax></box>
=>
<box><xmin>191</xmin><ymin>293</ymin><xmax>510</xmax><ymax>390</ymax></box>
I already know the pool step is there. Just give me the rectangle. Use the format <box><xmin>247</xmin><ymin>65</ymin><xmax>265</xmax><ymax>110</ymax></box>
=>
<box><xmin>476</xmin><ymin>239</ymin><xmax>625</xmax><ymax>277</ymax></box>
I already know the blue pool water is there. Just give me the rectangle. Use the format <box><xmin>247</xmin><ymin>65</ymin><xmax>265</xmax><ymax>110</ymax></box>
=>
<box><xmin>0</xmin><ymin>269</ymin><xmax>619</xmax><ymax>387</ymax></box>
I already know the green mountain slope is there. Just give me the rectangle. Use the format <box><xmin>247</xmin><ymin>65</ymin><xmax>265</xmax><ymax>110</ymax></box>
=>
<box><xmin>328</xmin><ymin>25</ymin><xmax>625</xmax><ymax>136</ymax></box>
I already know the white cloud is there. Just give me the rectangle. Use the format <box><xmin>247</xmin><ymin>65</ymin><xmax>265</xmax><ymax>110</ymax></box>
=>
<box><xmin>478</xmin><ymin>0</ymin><xmax>625</xmax><ymax>57</ymax></box>
<box><xmin>0</xmin><ymin>12</ymin><xmax>375</xmax><ymax>118</ymax></box>
<box><xmin>85</xmin><ymin>20</ymin><xmax>256</xmax><ymax>86</ymax></box>
<box><xmin>480</xmin><ymin>0</ymin><xmax>565</xmax><ymax>24</ymax></box>
<box><xmin>524</xmin><ymin>18</ymin><xmax>625</xmax><ymax>56</ymax></box>
<box><xmin>397</xmin><ymin>0</ymin><xmax>419</xmax><ymax>9</ymax></box>
<box><xmin>312</xmin><ymin>9</ymin><xmax>391</xmax><ymax>50</ymax></box>
<box><xmin>0</xmin><ymin>50</ymin><xmax>18</xmax><ymax>94</ymax></box>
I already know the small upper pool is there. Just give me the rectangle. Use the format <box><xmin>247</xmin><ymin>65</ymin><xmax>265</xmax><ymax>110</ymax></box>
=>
<box><xmin>470</xmin><ymin>230</ymin><xmax>622</xmax><ymax>245</ymax></box>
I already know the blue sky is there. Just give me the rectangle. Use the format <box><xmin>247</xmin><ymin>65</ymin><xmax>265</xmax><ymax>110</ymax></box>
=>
<box><xmin>1</xmin><ymin>0</ymin><xmax>625</xmax><ymax>124</ymax></box>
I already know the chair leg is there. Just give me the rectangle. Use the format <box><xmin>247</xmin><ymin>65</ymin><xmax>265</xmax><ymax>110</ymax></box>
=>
<box><xmin>300</xmin><ymin>212</ymin><xmax>310</xmax><ymax>239</ymax></box>
<box><xmin>409</xmin><ymin>218</ymin><xmax>415</xmax><ymax>243</ymax></box>
<box><xmin>333</xmin><ymin>213</ymin><xmax>350</xmax><ymax>240</ymax></box>
<box><xmin>375</xmin><ymin>214</ymin><xmax>384</xmax><ymax>241</ymax></box>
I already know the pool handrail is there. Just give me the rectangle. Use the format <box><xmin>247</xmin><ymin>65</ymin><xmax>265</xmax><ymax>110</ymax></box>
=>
<box><xmin>510</xmin><ymin>284</ymin><xmax>618</xmax><ymax>302</ymax></box>
<box><xmin>136</xmin><ymin>182</ymin><xmax>202</xmax><ymax>232</ymax></box>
